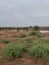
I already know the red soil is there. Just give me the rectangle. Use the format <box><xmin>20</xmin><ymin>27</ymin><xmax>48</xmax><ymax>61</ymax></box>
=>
<box><xmin>0</xmin><ymin>57</ymin><xmax>45</xmax><ymax>65</ymax></box>
<box><xmin>0</xmin><ymin>30</ymin><xmax>49</xmax><ymax>65</ymax></box>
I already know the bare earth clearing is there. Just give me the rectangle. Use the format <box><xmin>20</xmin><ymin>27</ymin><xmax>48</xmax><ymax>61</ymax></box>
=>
<box><xmin>40</xmin><ymin>30</ymin><xmax>49</xmax><ymax>33</ymax></box>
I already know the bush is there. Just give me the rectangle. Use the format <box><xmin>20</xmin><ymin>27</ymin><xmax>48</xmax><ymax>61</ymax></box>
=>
<box><xmin>29</xmin><ymin>30</ymin><xmax>40</xmax><ymax>36</ymax></box>
<box><xmin>3</xmin><ymin>43</ymin><xmax>27</xmax><ymax>60</ymax></box>
<box><xmin>29</xmin><ymin>44</ymin><xmax>48</xmax><ymax>58</ymax></box>
<box><xmin>29</xmin><ymin>30</ymin><xmax>37</xmax><ymax>35</ymax></box>
<box><xmin>21</xmin><ymin>43</ymin><xmax>28</xmax><ymax>52</ymax></box>
<box><xmin>3</xmin><ymin>43</ymin><xmax>21</xmax><ymax>60</ymax></box>
<box><xmin>0</xmin><ymin>39</ymin><xmax>10</xmax><ymax>43</ymax></box>
<box><xmin>24</xmin><ymin>37</ymin><xmax>32</xmax><ymax>43</ymax></box>
<box><xmin>33</xmin><ymin>38</ymin><xmax>48</xmax><ymax>45</ymax></box>
<box><xmin>29</xmin><ymin>30</ymin><xmax>44</xmax><ymax>38</ymax></box>
<box><xmin>20</xmin><ymin>34</ymin><xmax>26</xmax><ymax>38</ymax></box>
<box><xmin>36</xmin><ymin>33</ymin><xmax>45</xmax><ymax>38</ymax></box>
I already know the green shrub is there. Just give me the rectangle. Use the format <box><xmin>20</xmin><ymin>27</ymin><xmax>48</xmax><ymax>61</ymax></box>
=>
<box><xmin>20</xmin><ymin>34</ymin><xmax>26</xmax><ymax>38</ymax></box>
<box><xmin>0</xmin><ymin>39</ymin><xmax>10</xmax><ymax>43</ymax></box>
<box><xmin>3</xmin><ymin>43</ymin><xmax>27</xmax><ymax>60</ymax></box>
<box><xmin>28</xmin><ymin>44</ymin><xmax>48</xmax><ymax>58</ymax></box>
<box><xmin>29</xmin><ymin>30</ymin><xmax>44</xmax><ymax>38</ymax></box>
<box><xmin>29</xmin><ymin>30</ymin><xmax>40</xmax><ymax>36</ymax></box>
<box><xmin>29</xmin><ymin>31</ymin><xmax>37</xmax><ymax>35</ymax></box>
<box><xmin>37</xmin><ymin>33</ymin><xmax>45</xmax><ymax>38</ymax></box>
<box><xmin>24</xmin><ymin>37</ymin><xmax>32</xmax><ymax>43</ymax></box>
<box><xmin>33</xmin><ymin>38</ymin><xmax>48</xmax><ymax>45</ymax></box>
<box><xmin>21</xmin><ymin>43</ymin><xmax>28</xmax><ymax>52</ymax></box>
<box><xmin>3</xmin><ymin>43</ymin><xmax>21</xmax><ymax>59</ymax></box>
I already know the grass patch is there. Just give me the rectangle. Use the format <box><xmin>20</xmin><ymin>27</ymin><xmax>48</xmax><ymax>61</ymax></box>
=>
<box><xmin>0</xmin><ymin>38</ymin><xmax>10</xmax><ymax>43</ymax></box>
<box><xmin>19</xmin><ymin>34</ymin><xmax>27</xmax><ymax>38</ymax></box>
<box><xmin>29</xmin><ymin>30</ymin><xmax>45</xmax><ymax>38</ymax></box>
<box><xmin>3</xmin><ymin>42</ymin><xmax>28</xmax><ymax>60</ymax></box>
<box><xmin>24</xmin><ymin>37</ymin><xmax>33</xmax><ymax>43</ymax></box>
<box><xmin>28</xmin><ymin>44</ymin><xmax>48</xmax><ymax>58</ymax></box>
<box><xmin>2</xmin><ymin>38</ymin><xmax>49</xmax><ymax>61</ymax></box>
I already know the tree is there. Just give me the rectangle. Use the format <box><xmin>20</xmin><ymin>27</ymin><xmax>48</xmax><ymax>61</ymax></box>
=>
<box><xmin>34</xmin><ymin>26</ymin><xmax>40</xmax><ymax>30</ymax></box>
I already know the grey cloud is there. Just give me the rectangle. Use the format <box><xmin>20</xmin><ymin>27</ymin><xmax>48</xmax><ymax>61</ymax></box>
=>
<box><xmin>0</xmin><ymin>0</ymin><xmax>49</xmax><ymax>27</ymax></box>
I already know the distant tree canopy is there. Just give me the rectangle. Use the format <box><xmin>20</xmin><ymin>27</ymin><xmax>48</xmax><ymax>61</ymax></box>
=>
<box><xmin>22</xmin><ymin>27</ymin><xmax>28</xmax><ymax>31</ymax></box>
<box><xmin>33</xmin><ymin>26</ymin><xmax>40</xmax><ymax>30</ymax></box>
<box><xmin>29</xmin><ymin>26</ymin><xmax>32</xmax><ymax>28</ymax></box>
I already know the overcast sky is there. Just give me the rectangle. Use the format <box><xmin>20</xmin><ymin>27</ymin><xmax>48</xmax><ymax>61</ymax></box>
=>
<box><xmin>0</xmin><ymin>0</ymin><xmax>49</xmax><ymax>27</ymax></box>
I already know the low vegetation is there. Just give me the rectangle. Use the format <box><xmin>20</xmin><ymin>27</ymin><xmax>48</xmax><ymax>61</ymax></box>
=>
<box><xmin>0</xmin><ymin>38</ymin><xmax>10</xmax><ymax>43</ymax></box>
<box><xmin>20</xmin><ymin>34</ymin><xmax>27</xmax><ymax>38</ymax></box>
<box><xmin>0</xmin><ymin>27</ymin><xmax>49</xmax><ymax>65</ymax></box>
<box><xmin>24</xmin><ymin>37</ymin><xmax>33</xmax><ymax>43</ymax></box>
<box><xmin>29</xmin><ymin>30</ymin><xmax>45</xmax><ymax>38</ymax></box>
<box><xmin>2</xmin><ymin>38</ymin><xmax>49</xmax><ymax>61</ymax></box>
<box><xmin>3</xmin><ymin>42</ymin><xmax>27</xmax><ymax>60</ymax></box>
<box><xmin>28</xmin><ymin>44</ymin><xmax>48</xmax><ymax>58</ymax></box>
<box><xmin>33</xmin><ymin>26</ymin><xmax>40</xmax><ymax>30</ymax></box>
